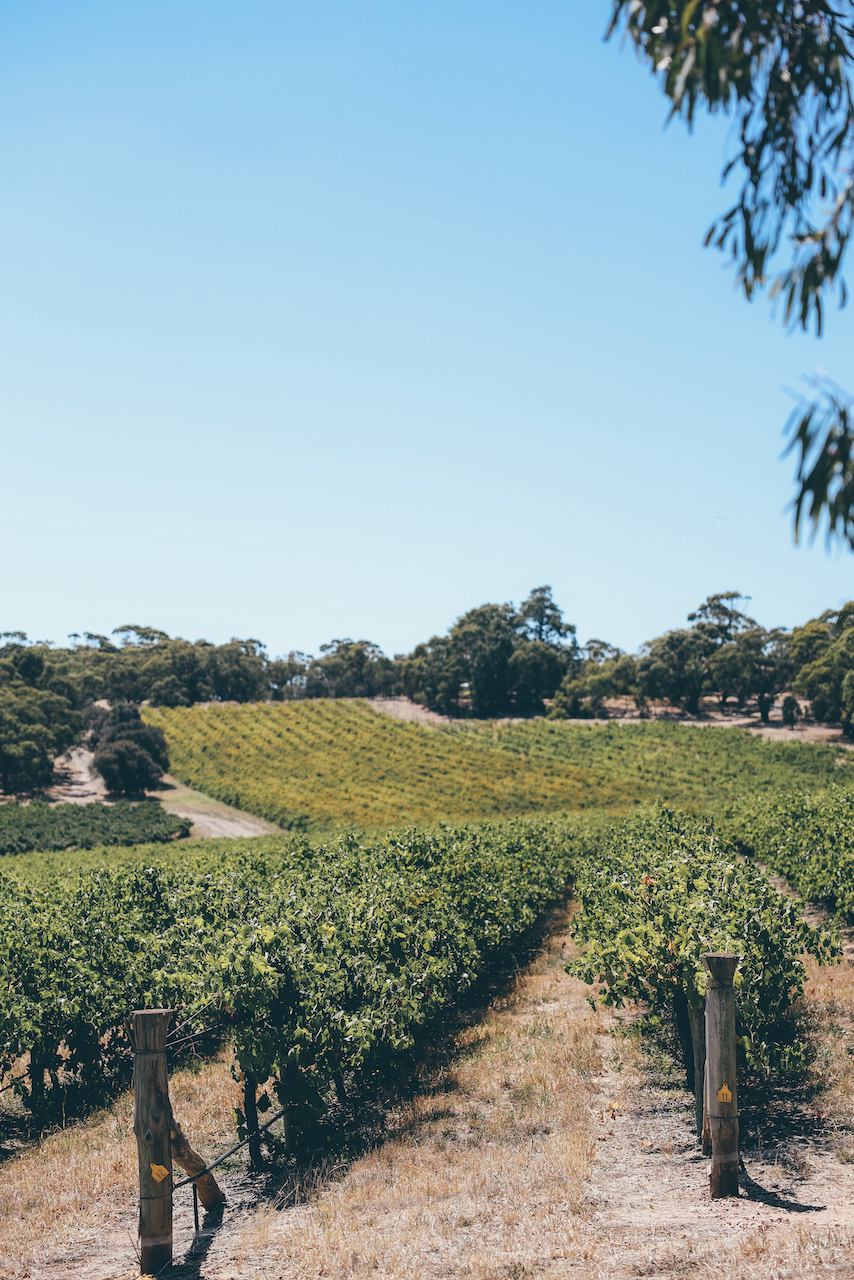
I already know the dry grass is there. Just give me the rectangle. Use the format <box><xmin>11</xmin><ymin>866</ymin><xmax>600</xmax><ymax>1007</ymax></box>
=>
<box><xmin>7</xmin><ymin>918</ymin><xmax>854</xmax><ymax>1278</ymax></box>
<box><xmin>596</xmin><ymin>1221</ymin><xmax>854</xmax><ymax>1279</ymax></box>
<box><xmin>801</xmin><ymin>952</ymin><xmax>854</xmax><ymax>1138</ymax></box>
<box><xmin>0</xmin><ymin>1052</ymin><xmax>239</xmax><ymax>1274</ymax></box>
<box><xmin>201</xmin><ymin>915</ymin><xmax>607</xmax><ymax>1278</ymax></box>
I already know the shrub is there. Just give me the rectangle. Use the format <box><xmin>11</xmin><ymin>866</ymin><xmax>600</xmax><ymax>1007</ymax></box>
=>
<box><xmin>94</xmin><ymin>740</ymin><xmax>163</xmax><ymax>794</ymax></box>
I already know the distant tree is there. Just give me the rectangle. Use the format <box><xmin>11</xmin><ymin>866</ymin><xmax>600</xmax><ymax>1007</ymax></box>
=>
<box><xmin>112</xmin><ymin>625</ymin><xmax>171</xmax><ymax>647</ymax></box>
<box><xmin>101</xmin><ymin>721</ymin><xmax>169</xmax><ymax>771</ymax></box>
<box><xmin>304</xmin><ymin>640</ymin><xmax>395</xmax><ymax>699</ymax></box>
<box><xmin>94</xmin><ymin>739</ymin><xmax>163</xmax><ymax>794</ymax></box>
<box><xmin>549</xmin><ymin>652</ymin><xmax>639</xmax><ymax>719</ymax></box>
<box><xmin>517</xmin><ymin>586</ymin><xmax>576</xmax><ymax>647</ymax></box>
<box><xmin>508</xmin><ymin>641</ymin><xmax>567</xmax><ymax>715</ymax></box>
<box><xmin>400</xmin><ymin>636</ymin><xmax>465</xmax><ymax>715</ymax></box>
<box><xmin>449</xmin><ymin>604</ymin><xmax>518</xmax><ymax>718</ymax></box>
<box><xmin>782</xmin><ymin>694</ymin><xmax>801</xmax><ymax>729</ymax></box>
<box><xmin>842</xmin><ymin>671</ymin><xmax>854</xmax><ymax>735</ymax></box>
<box><xmin>636</xmin><ymin>593</ymin><xmax>765</xmax><ymax>715</ymax></box>
<box><xmin>202</xmin><ymin>638</ymin><xmax>268</xmax><ymax>702</ymax></box>
<box><xmin>90</xmin><ymin>704</ymin><xmax>169</xmax><ymax>792</ymax></box>
<box><xmin>708</xmin><ymin>642</ymin><xmax>749</xmax><ymax>710</ymax></box>
<box><xmin>688</xmin><ymin>593</ymin><xmax>757</xmax><ymax>646</ymax></box>
<box><xmin>794</xmin><ymin>602</ymin><xmax>854</xmax><ymax>721</ymax></box>
<box><xmin>401</xmin><ymin>588</ymin><xmax>576</xmax><ymax>718</ymax></box>
<box><xmin>608</xmin><ymin>1</ymin><xmax>854</xmax><ymax>544</ymax></box>
<box><xmin>83</xmin><ymin>632</ymin><xmax>117</xmax><ymax>651</ymax></box>
<box><xmin>583</xmin><ymin>638</ymin><xmax>622</xmax><ymax>666</ymax></box>
<box><xmin>638</xmin><ymin>629</ymin><xmax>708</xmax><ymax>715</ymax></box>
<box><xmin>0</xmin><ymin>686</ymin><xmax>81</xmax><ymax>793</ymax></box>
<box><xmin>267</xmin><ymin>652</ymin><xmax>310</xmax><ymax>700</ymax></box>
<box><xmin>734</xmin><ymin>628</ymin><xmax>790</xmax><ymax>723</ymax></box>
<box><xmin>789</xmin><ymin>616</ymin><xmax>836</xmax><ymax>681</ymax></box>
<box><xmin>148</xmin><ymin>675</ymin><xmax>191</xmax><ymax>707</ymax></box>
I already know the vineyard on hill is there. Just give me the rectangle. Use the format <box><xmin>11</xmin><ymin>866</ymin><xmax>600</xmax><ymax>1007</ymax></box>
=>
<box><xmin>468</xmin><ymin>718</ymin><xmax>851</xmax><ymax>812</ymax></box>
<box><xmin>143</xmin><ymin>700</ymin><xmax>647</xmax><ymax>831</ymax></box>
<box><xmin>144</xmin><ymin>701</ymin><xmax>852</xmax><ymax>833</ymax></box>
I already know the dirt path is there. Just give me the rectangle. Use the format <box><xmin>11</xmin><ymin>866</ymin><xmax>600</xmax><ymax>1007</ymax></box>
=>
<box><xmin>357</xmin><ymin>696</ymin><xmax>452</xmax><ymax>725</ymax></box>
<box><xmin>43</xmin><ymin>747</ymin><xmax>281</xmax><ymax>840</ymax></box>
<box><xmin>587</xmin><ymin>1020</ymin><xmax>854</xmax><ymax>1277</ymax></box>
<box><xmin>44</xmin><ymin>746</ymin><xmax>108</xmax><ymax>804</ymax></box>
<box><xmin>8</xmin><ymin>912</ymin><xmax>854</xmax><ymax>1279</ymax></box>
<box><xmin>152</xmin><ymin>777</ymin><xmax>282</xmax><ymax>840</ymax></box>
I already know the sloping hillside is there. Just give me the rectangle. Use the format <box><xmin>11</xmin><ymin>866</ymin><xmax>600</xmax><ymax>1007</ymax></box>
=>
<box><xmin>464</xmin><ymin>719</ymin><xmax>852</xmax><ymax>812</ymax></box>
<box><xmin>143</xmin><ymin>700</ymin><xmax>647</xmax><ymax>831</ymax></box>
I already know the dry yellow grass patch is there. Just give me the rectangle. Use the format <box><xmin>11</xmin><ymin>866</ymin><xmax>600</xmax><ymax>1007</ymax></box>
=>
<box><xmin>801</xmin><ymin>952</ymin><xmax>854</xmax><ymax>1138</ymax></box>
<box><xmin>597</xmin><ymin>1221</ymin><xmax>854</xmax><ymax>1280</ymax></box>
<box><xmin>206</xmin><ymin>914</ymin><xmax>606</xmax><ymax>1278</ymax></box>
<box><xmin>0</xmin><ymin>1052</ymin><xmax>239</xmax><ymax>1274</ymax></box>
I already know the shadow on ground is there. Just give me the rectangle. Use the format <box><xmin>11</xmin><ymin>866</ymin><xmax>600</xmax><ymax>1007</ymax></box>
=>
<box><xmin>152</xmin><ymin>893</ymin><xmax>577</xmax><ymax>1277</ymax></box>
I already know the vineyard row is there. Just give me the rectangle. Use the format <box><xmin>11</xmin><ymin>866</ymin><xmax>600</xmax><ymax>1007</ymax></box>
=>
<box><xmin>1</xmin><ymin>798</ymin><xmax>840</xmax><ymax>1149</ymax></box>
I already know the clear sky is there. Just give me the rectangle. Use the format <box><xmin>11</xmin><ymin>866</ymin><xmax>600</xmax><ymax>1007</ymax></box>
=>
<box><xmin>3</xmin><ymin>1</ymin><xmax>853</xmax><ymax>658</ymax></box>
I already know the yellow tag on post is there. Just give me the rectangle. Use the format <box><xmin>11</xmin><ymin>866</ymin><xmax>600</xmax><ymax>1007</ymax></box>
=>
<box><xmin>717</xmin><ymin>1083</ymin><xmax>732</xmax><ymax>1103</ymax></box>
<box><xmin>150</xmin><ymin>1163</ymin><xmax>170</xmax><ymax>1183</ymax></box>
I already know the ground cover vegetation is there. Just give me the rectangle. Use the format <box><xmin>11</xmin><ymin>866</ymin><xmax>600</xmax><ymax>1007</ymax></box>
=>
<box><xmin>0</xmin><ymin>815</ymin><xmax>598</xmax><ymax>1133</ymax></box>
<box><xmin>10</xmin><ymin>589</ymin><xmax>854</xmax><ymax>794</ymax></box>
<box><xmin>142</xmin><ymin>700</ymin><xmax>654</xmax><ymax>832</ymax></box>
<box><xmin>0</xmin><ymin>801</ymin><xmax>190</xmax><ymax>856</ymax></box>
<box><xmin>143</xmin><ymin>700</ymin><xmax>852</xmax><ymax>834</ymax></box>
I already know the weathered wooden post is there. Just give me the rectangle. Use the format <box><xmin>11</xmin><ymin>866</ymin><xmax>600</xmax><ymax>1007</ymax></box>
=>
<box><xmin>702</xmin><ymin>953</ymin><xmax>739</xmax><ymax>1198</ymax></box>
<box><xmin>131</xmin><ymin>1010</ymin><xmax>173</xmax><ymax>1273</ymax></box>
<box><xmin>686</xmin><ymin>1004</ymin><xmax>705</xmax><ymax>1139</ymax></box>
<box><xmin>171</xmin><ymin>1116</ymin><xmax>227</xmax><ymax>1211</ymax></box>
<box><xmin>244</xmin><ymin>1073</ymin><xmax>264</xmax><ymax>1171</ymax></box>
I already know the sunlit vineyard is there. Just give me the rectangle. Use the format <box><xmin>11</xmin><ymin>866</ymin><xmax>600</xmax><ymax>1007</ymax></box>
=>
<box><xmin>0</xmin><ymin>814</ymin><xmax>598</xmax><ymax>1127</ymax></box>
<box><xmin>730</xmin><ymin>785</ymin><xmax>854</xmax><ymax>919</ymax></box>
<box><xmin>0</xmin><ymin>800</ymin><xmax>190</xmax><ymax>856</ymax></box>
<box><xmin>143</xmin><ymin>700</ymin><xmax>647</xmax><ymax>831</ymax></box>
<box><xmin>570</xmin><ymin>807</ymin><xmax>837</xmax><ymax>1074</ymax></box>
<box><xmin>144</xmin><ymin>701</ymin><xmax>853</xmax><ymax>833</ymax></box>
<box><xmin>468</xmin><ymin>719</ymin><xmax>852</xmax><ymax>813</ymax></box>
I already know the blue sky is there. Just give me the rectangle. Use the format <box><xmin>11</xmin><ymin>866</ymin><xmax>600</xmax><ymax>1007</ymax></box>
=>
<box><xmin>2</xmin><ymin>1</ymin><xmax>853</xmax><ymax>658</ymax></box>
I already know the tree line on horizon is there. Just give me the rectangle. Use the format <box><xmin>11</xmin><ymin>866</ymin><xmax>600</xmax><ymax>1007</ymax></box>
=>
<box><xmin>3</xmin><ymin>587</ymin><xmax>854</xmax><ymax>792</ymax></box>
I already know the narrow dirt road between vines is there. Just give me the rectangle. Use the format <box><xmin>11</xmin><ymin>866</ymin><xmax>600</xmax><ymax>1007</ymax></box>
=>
<box><xmin>44</xmin><ymin>745</ymin><xmax>281</xmax><ymax>840</ymax></box>
<box><xmin>5</xmin><ymin>910</ymin><xmax>854</xmax><ymax>1279</ymax></box>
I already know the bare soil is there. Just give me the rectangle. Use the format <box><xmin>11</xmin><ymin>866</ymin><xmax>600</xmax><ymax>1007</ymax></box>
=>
<box><xmin>44</xmin><ymin>746</ymin><xmax>109</xmax><ymax>804</ymax></box>
<box><xmin>41</xmin><ymin>748</ymin><xmax>281</xmax><ymax>840</ymax></box>
<box><xmin>151</xmin><ymin>778</ymin><xmax>282</xmax><ymax>841</ymax></box>
<box><xmin>357</xmin><ymin>696</ymin><xmax>452</xmax><ymax>726</ymax></box>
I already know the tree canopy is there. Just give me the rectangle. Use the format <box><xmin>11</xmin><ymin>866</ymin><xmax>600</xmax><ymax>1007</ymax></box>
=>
<box><xmin>608</xmin><ymin>1</ymin><xmax>854</xmax><ymax>545</ymax></box>
<box><xmin>11</xmin><ymin>585</ymin><xmax>854</xmax><ymax>798</ymax></box>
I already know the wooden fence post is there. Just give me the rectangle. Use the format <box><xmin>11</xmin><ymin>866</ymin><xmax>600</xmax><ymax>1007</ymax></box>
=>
<box><xmin>131</xmin><ymin>1010</ymin><xmax>173</xmax><ymax>1273</ymax></box>
<box><xmin>244</xmin><ymin>1073</ymin><xmax>264</xmax><ymax>1171</ymax></box>
<box><xmin>170</xmin><ymin>1116</ymin><xmax>227</xmax><ymax>1211</ymax></box>
<box><xmin>702</xmin><ymin>953</ymin><xmax>739</xmax><ymax>1198</ymax></box>
<box><xmin>686</xmin><ymin>1005</ymin><xmax>705</xmax><ymax>1139</ymax></box>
